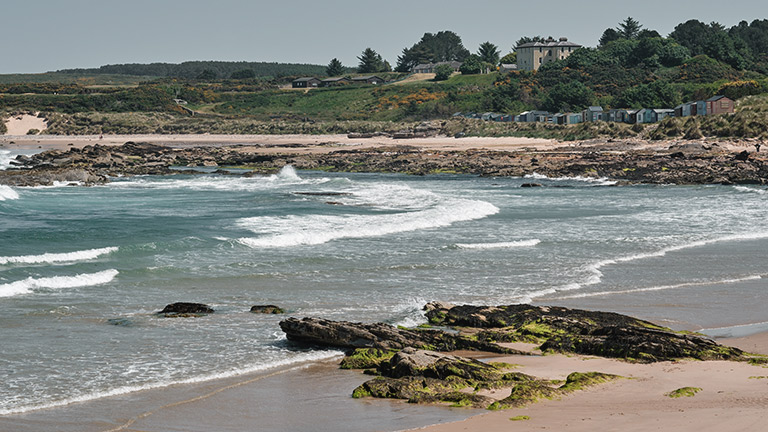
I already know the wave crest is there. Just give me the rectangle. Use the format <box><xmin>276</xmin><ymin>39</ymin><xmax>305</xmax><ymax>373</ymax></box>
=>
<box><xmin>0</xmin><ymin>269</ymin><xmax>119</xmax><ymax>298</ymax></box>
<box><xmin>0</xmin><ymin>185</ymin><xmax>19</xmax><ymax>201</ymax></box>
<box><xmin>455</xmin><ymin>240</ymin><xmax>540</xmax><ymax>249</ymax></box>
<box><xmin>238</xmin><ymin>199</ymin><xmax>500</xmax><ymax>248</ymax></box>
<box><xmin>0</xmin><ymin>247</ymin><xmax>118</xmax><ymax>265</ymax></box>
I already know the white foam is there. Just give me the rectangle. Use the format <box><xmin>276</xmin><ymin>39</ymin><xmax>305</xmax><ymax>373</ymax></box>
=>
<box><xmin>0</xmin><ymin>149</ymin><xmax>13</xmax><ymax>170</ymax></box>
<box><xmin>0</xmin><ymin>269</ymin><xmax>119</xmax><ymax>298</ymax></box>
<box><xmin>524</xmin><ymin>172</ymin><xmax>617</xmax><ymax>186</ymax></box>
<box><xmin>237</xmin><ymin>199</ymin><xmax>500</xmax><ymax>248</ymax></box>
<box><xmin>456</xmin><ymin>239</ymin><xmax>540</xmax><ymax>249</ymax></box>
<box><xmin>110</xmin><ymin>165</ymin><xmax>321</xmax><ymax>192</ymax></box>
<box><xmin>531</xmin><ymin>232</ymin><xmax>768</xmax><ymax>298</ymax></box>
<box><xmin>0</xmin><ymin>185</ymin><xmax>19</xmax><ymax>201</ymax></box>
<box><xmin>0</xmin><ymin>349</ymin><xmax>342</xmax><ymax>415</ymax></box>
<box><xmin>0</xmin><ymin>247</ymin><xmax>118</xmax><ymax>265</ymax></box>
<box><xmin>733</xmin><ymin>185</ymin><xmax>768</xmax><ymax>195</ymax></box>
<box><xmin>551</xmin><ymin>275</ymin><xmax>763</xmax><ymax>300</ymax></box>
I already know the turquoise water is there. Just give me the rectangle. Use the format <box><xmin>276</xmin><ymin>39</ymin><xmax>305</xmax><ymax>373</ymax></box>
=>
<box><xmin>1</xmin><ymin>161</ymin><xmax>768</xmax><ymax>416</ymax></box>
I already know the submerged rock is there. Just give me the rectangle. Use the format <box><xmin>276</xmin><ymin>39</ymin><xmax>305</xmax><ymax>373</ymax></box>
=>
<box><xmin>158</xmin><ymin>302</ymin><xmax>214</xmax><ymax>316</ymax></box>
<box><xmin>250</xmin><ymin>305</ymin><xmax>286</xmax><ymax>314</ymax></box>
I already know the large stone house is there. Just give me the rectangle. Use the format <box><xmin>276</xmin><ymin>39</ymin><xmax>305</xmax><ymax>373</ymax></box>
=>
<box><xmin>516</xmin><ymin>37</ymin><xmax>581</xmax><ymax>71</ymax></box>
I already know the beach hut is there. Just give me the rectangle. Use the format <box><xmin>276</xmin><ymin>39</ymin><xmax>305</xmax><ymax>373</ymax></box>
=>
<box><xmin>675</xmin><ymin>102</ymin><xmax>695</xmax><ymax>118</ymax></box>
<box><xmin>696</xmin><ymin>101</ymin><xmax>708</xmax><ymax>116</ymax></box>
<box><xmin>706</xmin><ymin>95</ymin><xmax>735</xmax><ymax>115</ymax></box>
<box><xmin>653</xmin><ymin>109</ymin><xmax>676</xmax><ymax>122</ymax></box>
<box><xmin>582</xmin><ymin>106</ymin><xmax>604</xmax><ymax>122</ymax></box>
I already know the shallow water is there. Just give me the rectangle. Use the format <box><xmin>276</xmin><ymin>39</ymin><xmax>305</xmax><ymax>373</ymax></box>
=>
<box><xmin>1</xmin><ymin>163</ymin><xmax>767</xmax><ymax>421</ymax></box>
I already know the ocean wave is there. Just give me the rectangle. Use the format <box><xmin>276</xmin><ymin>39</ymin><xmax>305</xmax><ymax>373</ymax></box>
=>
<box><xmin>531</xmin><ymin>232</ymin><xmax>768</xmax><ymax>298</ymax></box>
<box><xmin>237</xmin><ymin>199</ymin><xmax>500</xmax><ymax>248</ymax></box>
<box><xmin>524</xmin><ymin>172</ymin><xmax>617</xmax><ymax>186</ymax></box>
<box><xmin>0</xmin><ymin>349</ymin><xmax>342</xmax><ymax>416</ymax></box>
<box><xmin>109</xmin><ymin>165</ymin><xmax>323</xmax><ymax>191</ymax></box>
<box><xmin>732</xmin><ymin>185</ymin><xmax>767</xmax><ymax>195</ymax></box>
<box><xmin>0</xmin><ymin>247</ymin><xmax>118</xmax><ymax>265</ymax></box>
<box><xmin>0</xmin><ymin>149</ymin><xmax>13</xmax><ymax>170</ymax></box>
<box><xmin>0</xmin><ymin>185</ymin><xmax>19</xmax><ymax>201</ymax></box>
<box><xmin>0</xmin><ymin>269</ymin><xmax>119</xmax><ymax>298</ymax></box>
<box><xmin>455</xmin><ymin>239</ymin><xmax>541</xmax><ymax>249</ymax></box>
<box><xmin>551</xmin><ymin>275</ymin><xmax>763</xmax><ymax>300</ymax></box>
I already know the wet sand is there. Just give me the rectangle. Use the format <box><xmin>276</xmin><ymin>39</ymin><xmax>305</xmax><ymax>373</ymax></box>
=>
<box><xmin>0</xmin><ymin>357</ymin><xmax>480</xmax><ymax>432</ymax></box>
<box><xmin>3</xmin><ymin>331</ymin><xmax>766</xmax><ymax>432</ymax></box>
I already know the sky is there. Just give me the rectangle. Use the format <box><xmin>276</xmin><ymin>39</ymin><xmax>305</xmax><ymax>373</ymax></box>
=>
<box><xmin>1</xmin><ymin>0</ymin><xmax>765</xmax><ymax>74</ymax></box>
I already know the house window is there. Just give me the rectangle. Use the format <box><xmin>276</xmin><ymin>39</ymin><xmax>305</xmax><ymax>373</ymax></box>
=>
<box><xmin>539</xmin><ymin>58</ymin><xmax>542</xmax><ymax>64</ymax></box>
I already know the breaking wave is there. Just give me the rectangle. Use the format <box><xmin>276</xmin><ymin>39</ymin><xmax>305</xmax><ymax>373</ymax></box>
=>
<box><xmin>455</xmin><ymin>239</ymin><xmax>541</xmax><ymax>249</ymax></box>
<box><xmin>524</xmin><ymin>172</ymin><xmax>617</xmax><ymax>186</ymax></box>
<box><xmin>237</xmin><ymin>199</ymin><xmax>499</xmax><ymax>248</ymax></box>
<box><xmin>0</xmin><ymin>185</ymin><xmax>19</xmax><ymax>201</ymax></box>
<box><xmin>531</xmin><ymin>232</ymin><xmax>768</xmax><ymax>299</ymax></box>
<box><xmin>0</xmin><ymin>269</ymin><xmax>119</xmax><ymax>298</ymax></box>
<box><xmin>0</xmin><ymin>247</ymin><xmax>118</xmax><ymax>265</ymax></box>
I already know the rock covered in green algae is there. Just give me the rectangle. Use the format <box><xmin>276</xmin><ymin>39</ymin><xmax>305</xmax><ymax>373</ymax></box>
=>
<box><xmin>349</xmin><ymin>348</ymin><xmax>620</xmax><ymax>410</ymax></box>
<box><xmin>340</xmin><ymin>348</ymin><xmax>397</xmax><ymax>370</ymax></box>
<box><xmin>278</xmin><ymin>317</ymin><xmax>526</xmax><ymax>354</ymax></box>
<box><xmin>424</xmin><ymin>302</ymin><xmax>747</xmax><ymax>362</ymax></box>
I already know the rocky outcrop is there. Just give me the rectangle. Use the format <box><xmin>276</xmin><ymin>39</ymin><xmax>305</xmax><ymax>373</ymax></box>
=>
<box><xmin>350</xmin><ymin>347</ymin><xmax>621</xmax><ymax>409</ymax></box>
<box><xmin>0</xmin><ymin>167</ymin><xmax>107</xmax><ymax>187</ymax></box>
<box><xmin>3</xmin><ymin>141</ymin><xmax>768</xmax><ymax>187</ymax></box>
<box><xmin>158</xmin><ymin>302</ymin><xmax>214</xmax><ymax>317</ymax></box>
<box><xmin>424</xmin><ymin>302</ymin><xmax>746</xmax><ymax>362</ymax></box>
<box><xmin>278</xmin><ymin>317</ymin><xmax>523</xmax><ymax>354</ymax></box>
<box><xmin>250</xmin><ymin>305</ymin><xmax>285</xmax><ymax>314</ymax></box>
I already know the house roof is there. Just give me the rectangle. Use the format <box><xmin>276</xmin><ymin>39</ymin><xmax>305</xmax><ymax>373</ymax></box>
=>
<box><xmin>517</xmin><ymin>37</ymin><xmax>581</xmax><ymax>49</ymax></box>
<box><xmin>587</xmin><ymin>106</ymin><xmax>603</xmax><ymax>111</ymax></box>
<box><xmin>293</xmin><ymin>77</ymin><xmax>320</xmax><ymax>82</ymax></box>
<box><xmin>653</xmin><ymin>109</ymin><xmax>675</xmax><ymax>113</ymax></box>
<box><xmin>322</xmin><ymin>77</ymin><xmax>349</xmax><ymax>82</ymax></box>
<box><xmin>707</xmin><ymin>95</ymin><xmax>729</xmax><ymax>102</ymax></box>
<box><xmin>351</xmin><ymin>75</ymin><xmax>384</xmax><ymax>81</ymax></box>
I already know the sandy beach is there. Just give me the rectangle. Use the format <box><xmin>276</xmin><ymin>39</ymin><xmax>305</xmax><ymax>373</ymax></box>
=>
<box><xmin>2</xmin><ymin>331</ymin><xmax>765</xmax><ymax>432</ymax></box>
<box><xmin>406</xmin><ymin>333</ymin><xmax>768</xmax><ymax>432</ymax></box>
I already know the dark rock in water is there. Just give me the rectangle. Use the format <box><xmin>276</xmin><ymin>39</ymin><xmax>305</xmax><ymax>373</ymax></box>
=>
<box><xmin>158</xmin><ymin>302</ymin><xmax>214</xmax><ymax>316</ymax></box>
<box><xmin>107</xmin><ymin>318</ymin><xmax>135</xmax><ymax>327</ymax></box>
<box><xmin>293</xmin><ymin>192</ymin><xmax>352</xmax><ymax>196</ymax></box>
<box><xmin>250</xmin><ymin>305</ymin><xmax>286</xmax><ymax>314</ymax></box>
<box><xmin>424</xmin><ymin>302</ymin><xmax>746</xmax><ymax>362</ymax></box>
<box><xmin>278</xmin><ymin>317</ymin><xmax>524</xmax><ymax>354</ymax></box>
<box><xmin>520</xmin><ymin>183</ymin><xmax>543</xmax><ymax>188</ymax></box>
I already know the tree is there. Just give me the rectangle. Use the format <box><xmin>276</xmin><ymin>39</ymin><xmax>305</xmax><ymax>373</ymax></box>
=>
<box><xmin>515</xmin><ymin>36</ymin><xmax>547</xmax><ymax>49</ymax></box>
<box><xmin>618</xmin><ymin>17</ymin><xmax>642</xmax><ymax>39</ymax></box>
<box><xmin>230</xmin><ymin>69</ymin><xmax>255</xmax><ymax>79</ymax></box>
<box><xmin>459</xmin><ymin>55</ymin><xmax>482</xmax><ymax>74</ymax></box>
<box><xmin>326</xmin><ymin>58</ymin><xmax>345</xmax><ymax>77</ymax></box>
<box><xmin>196</xmin><ymin>69</ymin><xmax>217</xmax><ymax>80</ymax></box>
<box><xmin>357</xmin><ymin>48</ymin><xmax>386</xmax><ymax>73</ymax></box>
<box><xmin>499</xmin><ymin>52</ymin><xmax>517</xmax><ymax>65</ymax></box>
<box><xmin>433</xmin><ymin>64</ymin><xmax>454</xmax><ymax>81</ymax></box>
<box><xmin>599</xmin><ymin>28</ymin><xmax>621</xmax><ymax>47</ymax></box>
<box><xmin>477</xmin><ymin>42</ymin><xmax>500</xmax><ymax>65</ymax></box>
<box><xmin>395</xmin><ymin>31</ymin><xmax>471</xmax><ymax>72</ymax></box>
<box><xmin>542</xmin><ymin>80</ymin><xmax>595</xmax><ymax>112</ymax></box>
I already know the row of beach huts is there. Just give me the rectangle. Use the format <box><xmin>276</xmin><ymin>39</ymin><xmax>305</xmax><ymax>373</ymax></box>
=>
<box><xmin>453</xmin><ymin>95</ymin><xmax>736</xmax><ymax>125</ymax></box>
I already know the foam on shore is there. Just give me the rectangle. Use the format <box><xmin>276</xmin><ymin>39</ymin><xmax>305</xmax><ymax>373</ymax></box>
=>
<box><xmin>455</xmin><ymin>239</ymin><xmax>540</xmax><ymax>249</ymax></box>
<box><xmin>0</xmin><ymin>185</ymin><xmax>19</xmax><ymax>200</ymax></box>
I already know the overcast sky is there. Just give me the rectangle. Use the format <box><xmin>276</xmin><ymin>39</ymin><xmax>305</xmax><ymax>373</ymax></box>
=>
<box><xmin>1</xmin><ymin>0</ymin><xmax>764</xmax><ymax>74</ymax></box>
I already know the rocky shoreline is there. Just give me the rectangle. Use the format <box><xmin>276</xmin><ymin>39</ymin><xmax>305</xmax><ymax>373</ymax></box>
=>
<box><xmin>1</xmin><ymin>139</ymin><xmax>767</xmax><ymax>186</ymax></box>
<box><xmin>278</xmin><ymin>302</ymin><xmax>764</xmax><ymax>410</ymax></box>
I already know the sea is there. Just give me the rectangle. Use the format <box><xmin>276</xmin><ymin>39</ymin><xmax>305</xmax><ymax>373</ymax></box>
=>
<box><xmin>1</xmin><ymin>146</ymin><xmax>768</xmax><ymax>429</ymax></box>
